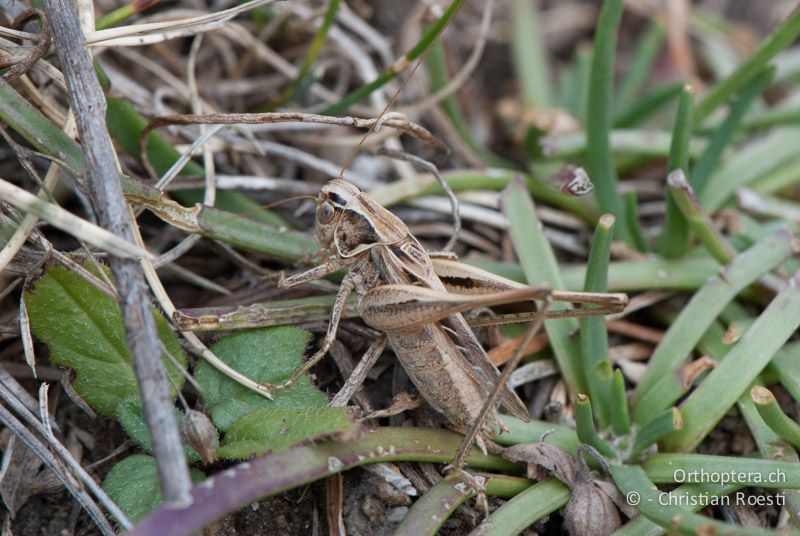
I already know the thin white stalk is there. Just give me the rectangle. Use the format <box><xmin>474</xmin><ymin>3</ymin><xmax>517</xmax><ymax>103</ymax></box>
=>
<box><xmin>0</xmin><ymin>113</ymin><xmax>75</xmax><ymax>273</ymax></box>
<box><xmin>0</xmin><ymin>177</ymin><xmax>153</xmax><ymax>261</ymax></box>
<box><xmin>87</xmin><ymin>0</ymin><xmax>276</xmax><ymax>47</ymax></box>
<box><xmin>127</xmin><ymin>207</ymin><xmax>274</xmax><ymax>399</ymax></box>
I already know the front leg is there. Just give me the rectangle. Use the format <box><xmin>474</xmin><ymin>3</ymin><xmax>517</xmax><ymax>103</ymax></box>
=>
<box><xmin>266</xmin><ymin>268</ymin><xmax>355</xmax><ymax>392</ymax></box>
<box><xmin>329</xmin><ymin>334</ymin><xmax>387</xmax><ymax>408</ymax></box>
<box><xmin>279</xmin><ymin>254</ymin><xmax>344</xmax><ymax>289</ymax></box>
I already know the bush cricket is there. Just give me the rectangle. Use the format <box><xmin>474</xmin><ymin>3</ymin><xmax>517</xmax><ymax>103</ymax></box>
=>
<box><xmin>140</xmin><ymin>110</ymin><xmax>627</xmax><ymax>468</ymax></box>
<box><xmin>268</xmin><ymin>179</ymin><xmax>628</xmax><ymax>459</ymax></box>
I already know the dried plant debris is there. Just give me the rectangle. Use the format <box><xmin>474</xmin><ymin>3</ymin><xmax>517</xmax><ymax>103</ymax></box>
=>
<box><xmin>2</xmin><ymin>0</ymin><xmax>800</xmax><ymax>534</ymax></box>
<box><xmin>502</xmin><ymin>441</ymin><xmax>637</xmax><ymax>536</ymax></box>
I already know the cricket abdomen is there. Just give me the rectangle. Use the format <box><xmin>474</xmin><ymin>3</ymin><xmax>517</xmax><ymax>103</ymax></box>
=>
<box><xmin>386</xmin><ymin>324</ymin><xmax>488</xmax><ymax>429</ymax></box>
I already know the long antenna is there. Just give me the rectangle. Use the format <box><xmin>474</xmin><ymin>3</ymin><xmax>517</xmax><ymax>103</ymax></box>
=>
<box><xmin>262</xmin><ymin>194</ymin><xmax>318</xmax><ymax>210</ymax></box>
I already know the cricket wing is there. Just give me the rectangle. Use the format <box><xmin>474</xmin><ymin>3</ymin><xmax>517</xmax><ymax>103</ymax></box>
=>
<box><xmin>445</xmin><ymin>313</ymin><xmax>531</xmax><ymax>421</ymax></box>
<box><xmin>374</xmin><ymin>241</ymin><xmax>530</xmax><ymax>421</ymax></box>
<box><xmin>375</xmin><ymin>238</ymin><xmax>439</xmax><ymax>287</ymax></box>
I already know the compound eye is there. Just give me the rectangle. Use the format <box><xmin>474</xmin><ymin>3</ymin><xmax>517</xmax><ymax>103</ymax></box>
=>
<box><xmin>317</xmin><ymin>201</ymin><xmax>335</xmax><ymax>224</ymax></box>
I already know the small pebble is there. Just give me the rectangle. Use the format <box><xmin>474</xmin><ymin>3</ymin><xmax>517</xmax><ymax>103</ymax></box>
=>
<box><xmin>386</xmin><ymin>507</ymin><xmax>409</xmax><ymax>523</ymax></box>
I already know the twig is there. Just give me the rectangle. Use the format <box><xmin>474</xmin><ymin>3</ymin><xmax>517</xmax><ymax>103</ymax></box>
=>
<box><xmin>147</xmin><ymin>34</ymin><xmax>212</xmax><ymax>268</ymax></box>
<box><xmin>449</xmin><ymin>295</ymin><xmax>551</xmax><ymax>470</ymax></box>
<box><xmin>0</xmin><ymin>365</ymin><xmax>57</xmax><ymax>430</ymax></box>
<box><xmin>138</xmin><ymin>111</ymin><xmax>445</xmax><ymax>179</ymax></box>
<box><xmin>3</xmin><ymin>9</ymin><xmax>52</xmax><ymax>81</ymax></box>
<box><xmin>0</xmin><ymin>402</ymin><xmax>117</xmax><ymax>535</ymax></box>
<box><xmin>336</xmin><ymin>2</ymin><xmax>393</xmax><ymax>67</ymax></box>
<box><xmin>0</xmin><ymin>112</ymin><xmax>74</xmax><ymax>274</ymax></box>
<box><xmin>153</xmin><ymin>124</ymin><xmax>225</xmax><ymax>189</ymax></box>
<box><xmin>281</xmin><ymin>1</ymin><xmax>394</xmax><ymax>117</ymax></box>
<box><xmin>0</xmin><ymin>177</ymin><xmax>151</xmax><ymax>260</ymax></box>
<box><xmin>18</xmin><ymin>295</ymin><xmax>36</xmax><ymax>377</ymax></box>
<box><xmin>45</xmin><ymin>0</ymin><xmax>192</xmax><ymax>504</ymax></box>
<box><xmin>0</xmin><ymin>375</ymin><xmax>129</xmax><ymax>530</ymax></box>
<box><xmin>376</xmin><ymin>148</ymin><xmax>460</xmax><ymax>252</ymax></box>
<box><xmin>326</xmin><ymin>473</ymin><xmax>346</xmax><ymax>536</ymax></box>
<box><xmin>126</xmin><ymin>208</ymin><xmax>276</xmax><ymax>398</ymax></box>
<box><xmin>220</xmin><ymin>132</ymin><xmax>373</xmax><ymax>188</ymax></box>
<box><xmin>216</xmin><ymin>23</ymin><xmax>347</xmax><ymax>110</ymax></box>
<box><xmin>409</xmin><ymin>197</ymin><xmax>507</xmax><ymax>229</ymax></box>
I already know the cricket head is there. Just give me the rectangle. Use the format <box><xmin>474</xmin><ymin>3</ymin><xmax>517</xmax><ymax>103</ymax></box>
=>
<box><xmin>314</xmin><ymin>179</ymin><xmax>360</xmax><ymax>252</ymax></box>
<box><xmin>316</xmin><ymin>179</ymin><xmax>408</xmax><ymax>259</ymax></box>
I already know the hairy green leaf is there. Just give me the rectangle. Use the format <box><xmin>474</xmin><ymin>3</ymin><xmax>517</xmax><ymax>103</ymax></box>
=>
<box><xmin>117</xmin><ymin>397</ymin><xmax>213</xmax><ymax>463</ymax></box>
<box><xmin>218</xmin><ymin>407</ymin><xmax>358</xmax><ymax>458</ymax></box>
<box><xmin>24</xmin><ymin>263</ymin><xmax>185</xmax><ymax>416</ymax></box>
<box><xmin>102</xmin><ymin>455</ymin><xmax>204</xmax><ymax>524</ymax></box>
<box><xmin>194</xmin><ymin>327</ymin><xmax>328</xmax><ymax>431</ymax></box>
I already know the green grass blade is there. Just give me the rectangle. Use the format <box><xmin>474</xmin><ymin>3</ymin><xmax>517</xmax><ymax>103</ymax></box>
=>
<box><xmin>657</xmin><ymin>85</ymin><xmax>695</xmax><ymax>258</ymax></box>
<box><xmin>616</xmin><ymin>21</ymin><xmax>666</xmax><ymax>106</ymax></box>
<box><xmin>702</xmin><ymin>320</ymin><xmax>800</xmax><ymax>412</ymax></box>
<box><xmin>471</xmin><ymin>479</ymin><xmax>569</xmax><ymax>536</ymax></box>
<box><xmin>700</xmin><ymin>127</ymin><xmax>800</xmax><ymax>211</ymax></box>
<box><xmin>614</xmin><ymin>81</ymin><xmax>683</xmax><ymax>128</ymax></box>
<box><xmin>738</xmin><ymin>387</ymin><xmax>800</xmax><ymax>521</ymax></box>
<box><xmin>750</xmin><ymin>155</ymin><xmax>800</xmax><ymax>195</ymax></box>
<box><xmin>695</xmin><ymin>7</ymin><xmax>800</xmax><ymax>123</ymax></box>
<box><xmin>744</xmin><ymin>104</ymin><xmax>800</xmax><ymax>131</ymax></box>
<box><xmin>751</xmin><ymin>386</ymin><xmax>800</xmax><ymax>449</ymax></box>
<box><xmin>623</xmin><ymin>191</ymin><xmax>647</xmax><ymax>251</ymax></box>
<box><xmin>396</xmin><ymin>476</ymin><xmax>531</xmax><ymax>536</ymax></box>
<box><xmin>511</xmin><ymin>0</ymin><xmax>552</xmax><ymax>107</ymax></box>
<box><xmin>612</xmin><ymin>465</ymin><xmax>777</xmax><ymax>536</ymax></box>
<box><xmin>559</xmin><ymin>44</ymin><xmax>592</xmax><ymax>121</ymax></box>
<box><xmin>644</xmin><ymin>453</ymin><xmax>800</xmax><ymax>487</ymax></box>
<box><xmin>666</xmin><ymin>171</ymin><xmax>736</xmax><ymax>263</ymax></box>
<box><xmin>545</xmin><ymin>129</ymin><xmax>704</xmax><ymax>160</ymax></box>
<box><xmin>369</xmin><ymin>169</ymin><xmax>597</xmax><ymax>223</ymax></box>
<box><xmin>574</xmin><ymin>394</ymin><xmax>615</xmax><ymax>458</ymax></box>
<box><xmin>691</xmin><ymin>67</ymin><xmax>775</xmax><ymax>193</ymax></box>
<box><xmin>500</xmin><ymin>178</ymin><xmax>583</xmax><ymax>393</ymax></box>
<box><xmin>580</xmin><ymin>214</ymin><xmax>615</xmax><ymax>427</ymax></box>
<box><xmin>608</xmin><ymin>368</ymin><xmax>631</xmax><ymax>435</ymax></box>
<box><xmin>632</xmin><ymin>407</ymin><xmax>682</xmax><ymax>455</ymax></box>
<box><xmin>322</xmin><ymin>0</ymin><xmax>466</xmax><ymax>115</ymax></box>
<box><xmin>661</xmin><ymin>268</ymin><xmax>800</xmax><ymax>452</ymax></box>
<box><xmin>632</xmin><ymin>227</ymin><xmax>796</xmax><ymax>417</ymax></box>
<box><xmin>585</xmin><ymin>0</ymin><xmax>631</xmax><ymax>244</ymax></box>
<box><xmin>771</xmin><ymin>342</ymin><xmax>800</xmax><ymax>404</ymax></box>
<box><xmin>0</xmin><ymin>79</ymin><xmax>85</xmax><ymax>177</ymax></box>
<box><xmin>260</xmin><ymin>0</ymin><xmax>340</xmax><ymax>110</ymax></box>
<box><xmin>470</xmin><ymin>255</ymin><xmax>720</xmax><ymax>293</ymax></box>
<box><xmin>425</xmin><ymin>42</ymin><xmax>510</xmax><ymax>167</ymax></box>
<box><xmin>495</xmin><ymin>416</ymin><xmax>579</xmax><ymax>453</ymax></box>
<box><xmin>613</xmin><ymin>482</ymin><xmax>741</xmax><ymax>535</ymax></box>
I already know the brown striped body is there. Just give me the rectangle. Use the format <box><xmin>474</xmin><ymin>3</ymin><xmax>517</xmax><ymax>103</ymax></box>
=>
<box><xmin>310</xmin><ymin>180</ymin><xmax>529</xmax><ymax>434</ymax></box>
